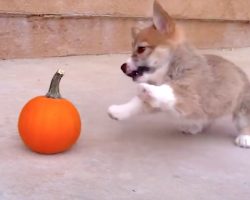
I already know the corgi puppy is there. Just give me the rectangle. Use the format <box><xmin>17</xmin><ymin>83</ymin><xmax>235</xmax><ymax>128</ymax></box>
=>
<box><xmin>108</xmin><ymin>1</ymin><xmax>250</xmax><ymax>148</ymax></box>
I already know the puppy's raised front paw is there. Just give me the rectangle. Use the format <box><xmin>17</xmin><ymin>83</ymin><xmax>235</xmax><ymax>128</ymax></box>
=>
<box><xmin>138</xmin><ymin>83</ymin><xmax>153</xmax><ymax>102</ymax></box>
<box><xmin>108</xmin><ymin>105</ymin><xmax>130</xmax><ymax>121</ymax></box>
<box><xmin>235</xmin><ymin>135</ymin><xmax>250</xmax><ymax>148</ymax></box>
<box><xmin>138</xmin><ymin>83</ymin><xmax>161</xmax><ymax>108</ymax></box>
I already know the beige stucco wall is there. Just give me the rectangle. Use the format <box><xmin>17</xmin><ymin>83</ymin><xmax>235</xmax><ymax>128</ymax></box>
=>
<box><xmin>1</xmin><ymin>0</ymin><xmax>250</xmax><ymax>21</ymax></box>
<box><xmin>0</xmin><ymin>0</ymin><xmax>250</xmax><ymax>59</ymax></box>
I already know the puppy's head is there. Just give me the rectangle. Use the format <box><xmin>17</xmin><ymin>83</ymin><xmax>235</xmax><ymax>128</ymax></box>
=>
<box><xmin>121</xmin><ymin>1</ymin><xmax>185</xmax><ymax>83</ymax></box>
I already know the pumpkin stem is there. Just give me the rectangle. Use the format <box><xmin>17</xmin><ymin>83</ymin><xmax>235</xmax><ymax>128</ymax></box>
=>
<box><xmin>46</xmin><ymin>69</ymin><xmax>64</xmax><ymax>99</ymax></box>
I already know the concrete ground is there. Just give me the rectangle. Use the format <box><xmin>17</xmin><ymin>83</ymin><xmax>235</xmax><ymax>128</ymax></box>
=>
<box><xmin>1</xmin><ymin>48</ymin><xmax>250</xmax><ymax>200</ymax></box>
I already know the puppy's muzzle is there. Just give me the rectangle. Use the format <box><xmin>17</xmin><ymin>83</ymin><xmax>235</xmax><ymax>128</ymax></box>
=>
<box><xmin>121</xmin><ymin>63</ymin><xmax>150</xmax><ymax>80</ymax></box>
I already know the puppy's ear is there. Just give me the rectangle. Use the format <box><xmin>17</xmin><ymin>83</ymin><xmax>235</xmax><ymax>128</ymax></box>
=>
<box><xmin>131</xmin><ymin>27</ymin><xmax>140</xmax><ymax>39</ymax></box>
<box><xmin>153</xmin><ymin>1</ymin><xmax>175</xmax><ymax>34</ymax></box>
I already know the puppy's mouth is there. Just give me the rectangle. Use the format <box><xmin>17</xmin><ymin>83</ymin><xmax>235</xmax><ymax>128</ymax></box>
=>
<box><xmin>125</xmin><ymin>66</ymin><xmax>151</xmax><ymax>81</ymax></box>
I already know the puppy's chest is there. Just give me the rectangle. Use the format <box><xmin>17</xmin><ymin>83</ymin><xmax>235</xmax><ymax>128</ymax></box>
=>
<box><xmin>147</xmin><ymin>69</ymin><xmax>181</xmax><ymax>85</ymax></box>
<box><xmin>146</xmin><ymin>68</ymin><xmax>173</xmax><ymax>85</ymax></box>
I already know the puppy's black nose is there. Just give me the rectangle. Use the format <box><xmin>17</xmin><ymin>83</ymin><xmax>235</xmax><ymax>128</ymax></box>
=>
<box><xmin>121</xmin><ymin>63</ymin><xmax>127</xmax><ymax>73</ymax></box>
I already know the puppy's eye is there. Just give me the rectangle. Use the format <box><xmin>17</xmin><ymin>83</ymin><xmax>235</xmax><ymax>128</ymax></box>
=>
<box><xmin>137</xmin><ymin>46</ymin><xmax>146</xmax><ymax>54</ymax></box>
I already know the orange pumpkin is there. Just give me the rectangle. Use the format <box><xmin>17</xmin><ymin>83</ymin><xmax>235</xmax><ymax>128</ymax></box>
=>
<box><xmin>18</xmin><ymin>69</ymin><xmax>81</xmax><ymax>154</ymax></box>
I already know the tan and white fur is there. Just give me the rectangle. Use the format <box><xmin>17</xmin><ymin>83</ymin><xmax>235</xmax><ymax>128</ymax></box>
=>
<box><xmin>108</xmin><ymin>1</ymin><xmax>250</xmax><ymax>148</ymax></box>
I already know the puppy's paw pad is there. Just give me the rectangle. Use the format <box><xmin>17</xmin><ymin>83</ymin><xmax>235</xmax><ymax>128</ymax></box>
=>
<box><xmin>108</xmin><ymin>105</ymin><xmax>129</xmax><ymax>121</ymax></box>
<box><xmin>235</xmin><ymin>135</ymin><xmax>250</xmax><ymax>148</ymax></box>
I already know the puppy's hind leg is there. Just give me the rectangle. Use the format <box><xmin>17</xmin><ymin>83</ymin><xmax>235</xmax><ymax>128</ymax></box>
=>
<box><xmin>179</xmin><ymin>120</ymin><xmax>210</xmax><ymax>135</ymax></box>
<box><xmin>234</xmin><ymin>113</ymin><xmax>250</xmax><ymax>148</ymax></box>
<box><xmin>234</xmin><ymin>94</ymin><xmax>250</xmax><ymax>148</ymax></box>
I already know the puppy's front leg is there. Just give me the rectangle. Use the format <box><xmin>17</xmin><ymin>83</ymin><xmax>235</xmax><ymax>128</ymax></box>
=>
<box><xmin>108</xmin><ymin>96</ymin><xmax>154</xmax><ymax>120</ymax></box>
<box><xmin>108</xmin><ymin>83</ymin><xmax>176</xmax><ymax>120</ymax></box>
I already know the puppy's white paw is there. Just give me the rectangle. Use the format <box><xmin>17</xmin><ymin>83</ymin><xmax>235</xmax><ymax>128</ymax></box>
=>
<box><xmin>138</xmin><ymin>83</ymin><xmax>153</xmax><ymax>101</ymax></box>
<box><xmin>108</xmin><ymin>105</ymin><xmax>130</xmax><ymax>120</ymax></box>
<box><xmin>138</xmin><ymin>83</ymin><xmax>176</xmax><ymax>109</ymax></box>
<box><xmin>138</xmin><ymin>83</ymin><xmax>161</xmax><ymax>108</ymax></box>
<box><xmin>235</xmin><ymin>135</ymin><xmax>250</xmax><ymax>148</ymax></box>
